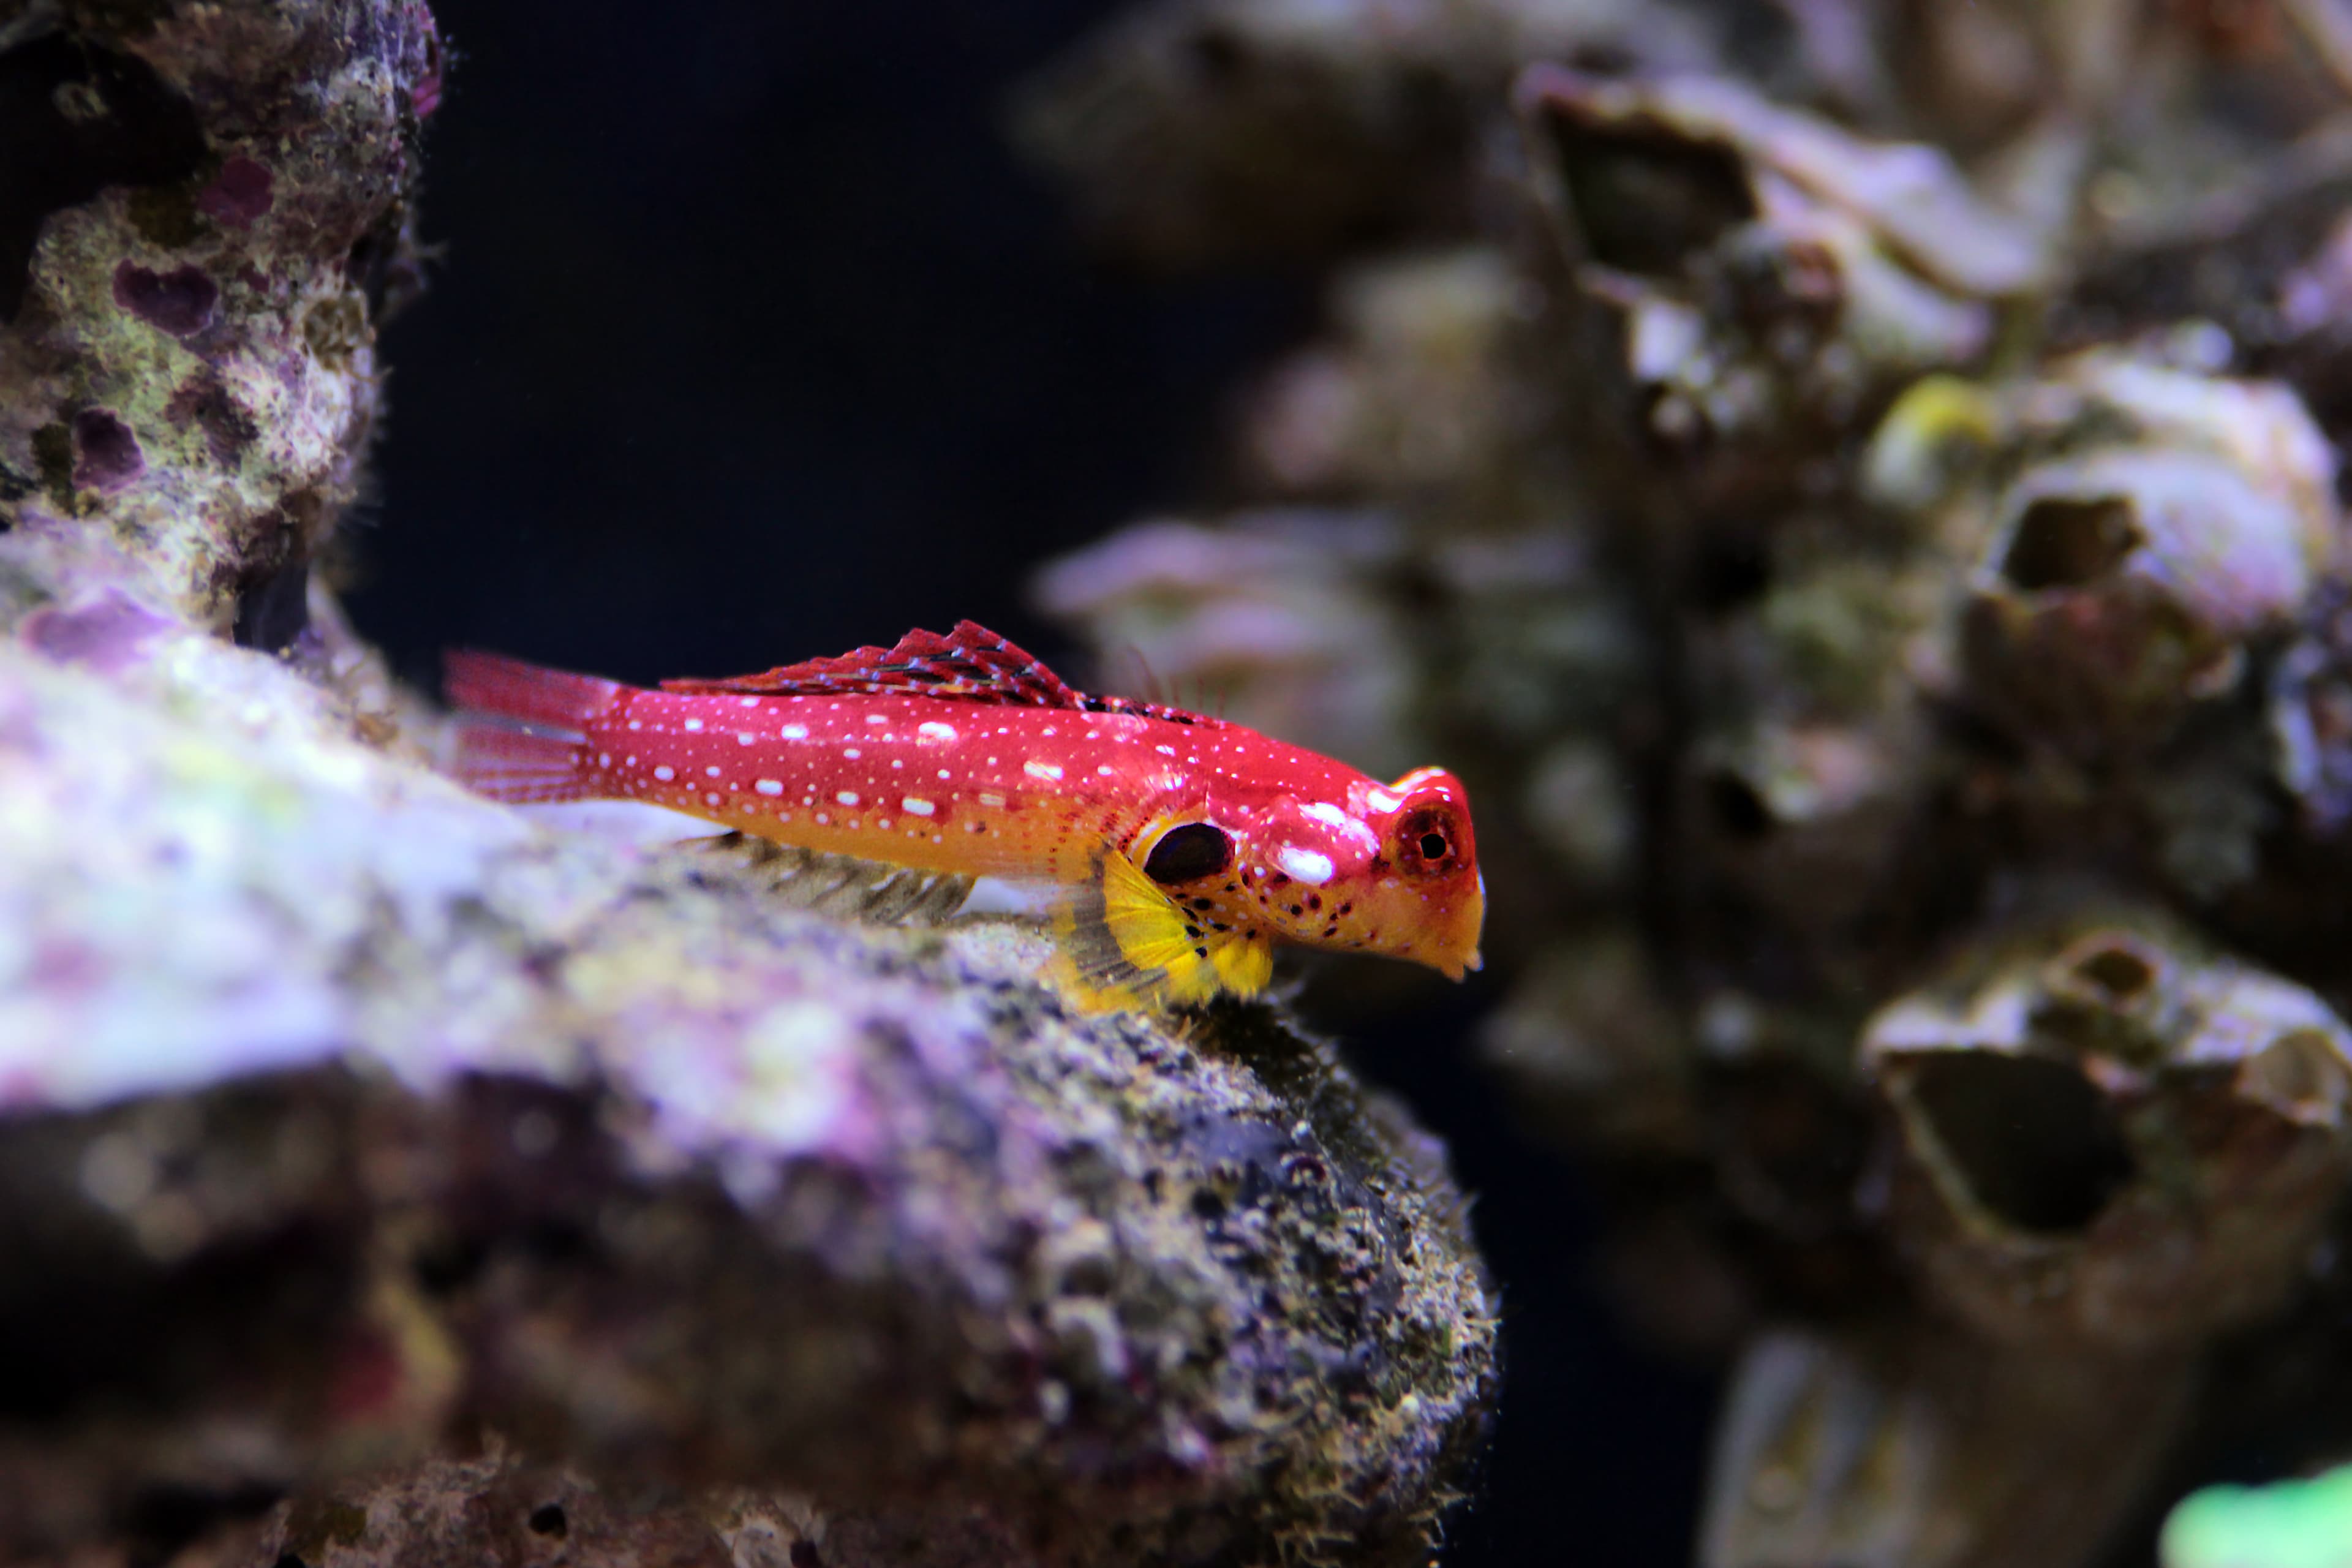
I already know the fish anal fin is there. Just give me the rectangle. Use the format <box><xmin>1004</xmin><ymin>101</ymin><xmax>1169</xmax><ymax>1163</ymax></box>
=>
<box><xmin>1052</xmin><ymin>848</ymin><xmax>1272</xmax><ymax>1012</ymax></box>
<box><xmin>661</xmin><ymin>620</ymin><xmax>1087</xmax><ymax>708</ymax></box>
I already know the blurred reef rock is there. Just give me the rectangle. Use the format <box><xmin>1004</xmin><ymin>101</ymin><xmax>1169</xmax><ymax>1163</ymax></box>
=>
<box><xmin>1020</xmin><ymin>0</ymin><xmax>2352</xmax><ymax>1562</ymax></box>
<box><xmin>0</xmin><ymin>3</ymin><xmax>1496</xmax><ymax>1566</ymax></box>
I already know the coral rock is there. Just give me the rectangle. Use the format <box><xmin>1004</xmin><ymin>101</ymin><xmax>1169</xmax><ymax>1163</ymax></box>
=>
<box><xmin>1515</xmin><ymin>67</ymin><xmax>2046</xmax><ymax>506</ymax></box>
<box><xmin>1953</xmin><ymin>356</ymin><xmax>2343</xmax><ymax>758</ymax></box>
<box><xmin>0</xmin><ymin>0</ymin><xmax>436</xmax><ymax>637</ymax></box>
<box><xmin>1703</xmin><ymin>1323</ymin><xmax>2193</xmax><ymax>1568</ymax></box>
<box><xmin>0</xmin><ymin>628</ymin><xmax>1496</xmax><ymax>1565</ymax></box>
<box><xmin>1861</xmin><ymin>902</ymin><xmax>2352</xmax><ymax>1349</ymax></box>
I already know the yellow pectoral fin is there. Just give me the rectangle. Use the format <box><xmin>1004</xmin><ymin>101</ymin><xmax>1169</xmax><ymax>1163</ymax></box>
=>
<box><xmin>1052</xmin><ymin>849</ymin><xmax>1273</xmax><ymax>1011</ymax></box>
<box><xmin>1208</xmin><ymin>924</ymin><xmax>1273</xmax><ymax>996</ymax></box>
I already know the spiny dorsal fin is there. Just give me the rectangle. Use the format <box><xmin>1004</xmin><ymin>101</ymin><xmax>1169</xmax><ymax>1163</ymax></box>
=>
<box><xmin>1051</xmin><ymin>847</ymin><xmax>1273</xmax><ymax>1011</ymax></box>
<box><xmin>661</xmin><ymin>620</ymin><xmax>1216</xmax><ymax>726</ymax></box>
<box><xmin>663</xmin><ymin>620</ymin><xmax>1080</xmax><ymax>706</ymax></box>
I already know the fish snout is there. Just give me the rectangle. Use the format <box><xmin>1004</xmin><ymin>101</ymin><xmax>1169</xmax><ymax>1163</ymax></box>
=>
<box><xmin>1423</xmin><ymin>872</ymin><xmax>1486</xmax><ymax>982</ymax></box>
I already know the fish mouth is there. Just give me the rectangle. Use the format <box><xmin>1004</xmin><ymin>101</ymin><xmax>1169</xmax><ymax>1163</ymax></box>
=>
<box><xmin>1431</xmin><ymin>946</ymin><xmax>1482</xmax><ymax>982</ymax></box>
<box><xmin>1428</xmin><ymin>878</ymin><xmax>1487</xmax><ymax>981</ymax></box>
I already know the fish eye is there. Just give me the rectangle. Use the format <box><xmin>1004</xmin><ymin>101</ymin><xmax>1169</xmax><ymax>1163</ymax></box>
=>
<box><xmin>1396</xmin><ymin>806</ymin><xmax>1459</xmax><ymax>875</ymax></box>
<box><xmin>1144</xmin><ymin>821</ymin><xmax>1233</xmax><ymax>884</ymax></box>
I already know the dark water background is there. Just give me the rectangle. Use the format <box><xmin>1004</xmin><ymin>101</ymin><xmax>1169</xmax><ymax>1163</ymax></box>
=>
<box><xmin>347</xmin><ymin>3</ymin><xmax>1718</xmax><ymax>1561</ymax></box>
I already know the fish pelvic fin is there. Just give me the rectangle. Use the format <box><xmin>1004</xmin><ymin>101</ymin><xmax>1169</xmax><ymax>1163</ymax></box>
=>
<box><xmin>1052</xmin><ymin>847</ymin><xmax>1273</xmax><ymax>1012</ymax></box>
<box><xmin>687</xmin><ymin>833</ymin><xmax>976</xmax><ymax>925</ymax></box>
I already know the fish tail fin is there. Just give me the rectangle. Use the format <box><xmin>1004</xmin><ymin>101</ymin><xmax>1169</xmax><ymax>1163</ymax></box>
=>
<box><xmin>448</xmin><ymin>722</ymin><xmax>594</xmax><ymax>803</ymax></box>
<box><xmin>444</xmin><ymin>649</ymin><xmax>623</xmax><ymax>732</ymax></box>
<box><xmin>443</xmin><ymin>650</ymin><xmax>622</xmax><ymax>804</ymax></box>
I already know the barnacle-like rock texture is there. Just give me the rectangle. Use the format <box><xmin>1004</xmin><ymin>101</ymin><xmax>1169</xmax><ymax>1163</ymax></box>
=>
<box><xmin>1009</xmin><ymin>0</ymin><xmax>1725</xmax><ymax>267</ymax></box>
<box><xmin>1019</xmin><ymin>0</ymin><xmax>2352</xmax><ymax>1562</ymax></box>
<box><xmin>1703</xmin><ymin>1324</ymin><xmax>2195</xmax><ymax>1568</ymax></box>
<box><xmin>1863</xmin><ymin>903</ymin><xmax>2352</xmax><ymax>1349</ymax></box>
<box><xmin>0</xmin><ymin>4</ymin><xmax>1496</xmax><ymax>1566</ymax></box>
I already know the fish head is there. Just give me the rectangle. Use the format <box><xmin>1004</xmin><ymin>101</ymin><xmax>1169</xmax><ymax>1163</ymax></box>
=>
<box><xmin>1137</xmin><ymin>766</ymin><xmax>1483</xmax><ymax>981</ymax></box>
<box><xmin>1341</xmin><ymin>766</ymin><xmax>1485</xmax><ymax>980</ymax></box>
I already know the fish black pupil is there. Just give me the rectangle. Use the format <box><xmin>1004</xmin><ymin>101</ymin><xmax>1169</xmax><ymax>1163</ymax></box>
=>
<box><xmin>1145</xmin><ymin>822</ymin><xmax>1232</xmax><ymax>884</ymax></box>
<box><xmin>1419</xmin><ymin>831</ymin><xmax>1448</xmax><ymax>861</ymax></box>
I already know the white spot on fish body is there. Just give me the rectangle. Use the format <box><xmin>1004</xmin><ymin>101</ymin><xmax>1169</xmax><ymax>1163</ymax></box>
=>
<box><xmin>683</xmin><ymin>718</ymin><xmax>704</xmax><ymax>731</ymax></box>
<box><xmin>1155</xmin><ymin>745</ymin><xmax>1175</xmax><ymax>756</ymax></box>
<box><xmin>706</xmin><ymin>766</ymin><xmax>722</xmax><ymax>778</ymax></box>
<box><xmin>740</xmin><ymin>696</ymin><xmax>760</xmax><ymax>707</ymax></box>
<box><xmin>737</xmin><ymin>732</ymin><xmax>756</xmax><ymax>746</ymax></box>
<box><xmin>902</xmin><ymin>797</ymin><xmax>935</xmax><ymax>816</ymax></box>
<box><xmin>843</xmin><ymin>747</ymin><xmax>861</xmax><ymax>759</ymax></box>
<box><xmin>1097</xmin><ymin>764</ymin><xmax>1115</xmax><ymax>776</ymax></box>
<box><xmin>654</xmin><ymin>766</ymin><xmax>676</xmax><ymax>781</ymax></box>
<box><xmin>1278</xmin><ymin>846</ymin><xmax>1336</xmax><ymax>885</ymax></box>
<box><xmin>979</xmin><ymin>792</ymin><xmax>1006</xmax><ymax>807</ymax></box>
<box><xmin>837</xmin><ymin>791</ymin><xmax>860</xmax><ymax>806</ymax></box>
<box><xmin>865</xmin><ymin>713</ymin><xmax>889</xmax><ymax>725</ymax></box>
<box><xmin>781</xmin><ymin>724</ymin><xmax>809</xmax><ymax>739</ymax></box>
<box><xmin>919</xmin><ymin>721</ymin><xmax>957</xmax><ymax>741</ymax></box>
<box><xmin>1025</xmin><ymin>761</ymin><xmax>1064</xmax><ymax>782</ymax></box>
<box><xmin>628</xmin><ymin>720</ymin><xmax>642</xmax><ymax>731</ymax></box>
<box><xmin>598</xmin><ymin>753</ymin><xmax>611</xmax><ymax>766</ymax></box>
<box><xmin>756</xmin><ymin>780</ymin><xmax>784</xmax><ymax>796</ymax></box>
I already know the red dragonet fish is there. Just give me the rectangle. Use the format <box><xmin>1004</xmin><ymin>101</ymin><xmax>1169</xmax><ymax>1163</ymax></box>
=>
<box><xmin>446</xmin><ymin>620</ymin><xmax>1483</xmax><ymax>1008</ymax></box>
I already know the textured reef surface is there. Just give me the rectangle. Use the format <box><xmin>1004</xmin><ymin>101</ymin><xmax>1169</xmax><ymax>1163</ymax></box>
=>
<box><xmin>1022</xmin><ymin>1</ymin><xmax>2352</xmax><ymax>1564</ymax></box>
<box><xmin>0</xmin><ymin>3</ymin><xmax>1494</xmax><ymax>1565</ymax></box>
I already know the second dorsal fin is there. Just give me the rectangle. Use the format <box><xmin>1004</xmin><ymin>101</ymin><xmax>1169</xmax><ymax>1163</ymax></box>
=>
<box><xmin>661</xmin><ymin>620</ymin><xmax>1216</xmax><ymax>725</ymax></box>
<box><xmin>662</xmin><ymin>620</ymin><xmax>1085</xmax><ymax>707</ymax></box>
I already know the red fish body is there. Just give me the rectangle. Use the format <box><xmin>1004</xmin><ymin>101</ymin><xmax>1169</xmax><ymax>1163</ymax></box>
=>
<box><xmin>448</xmin><ymin>622</ymin><xmax>1483</xmax><ymax>1005</ymax></box>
